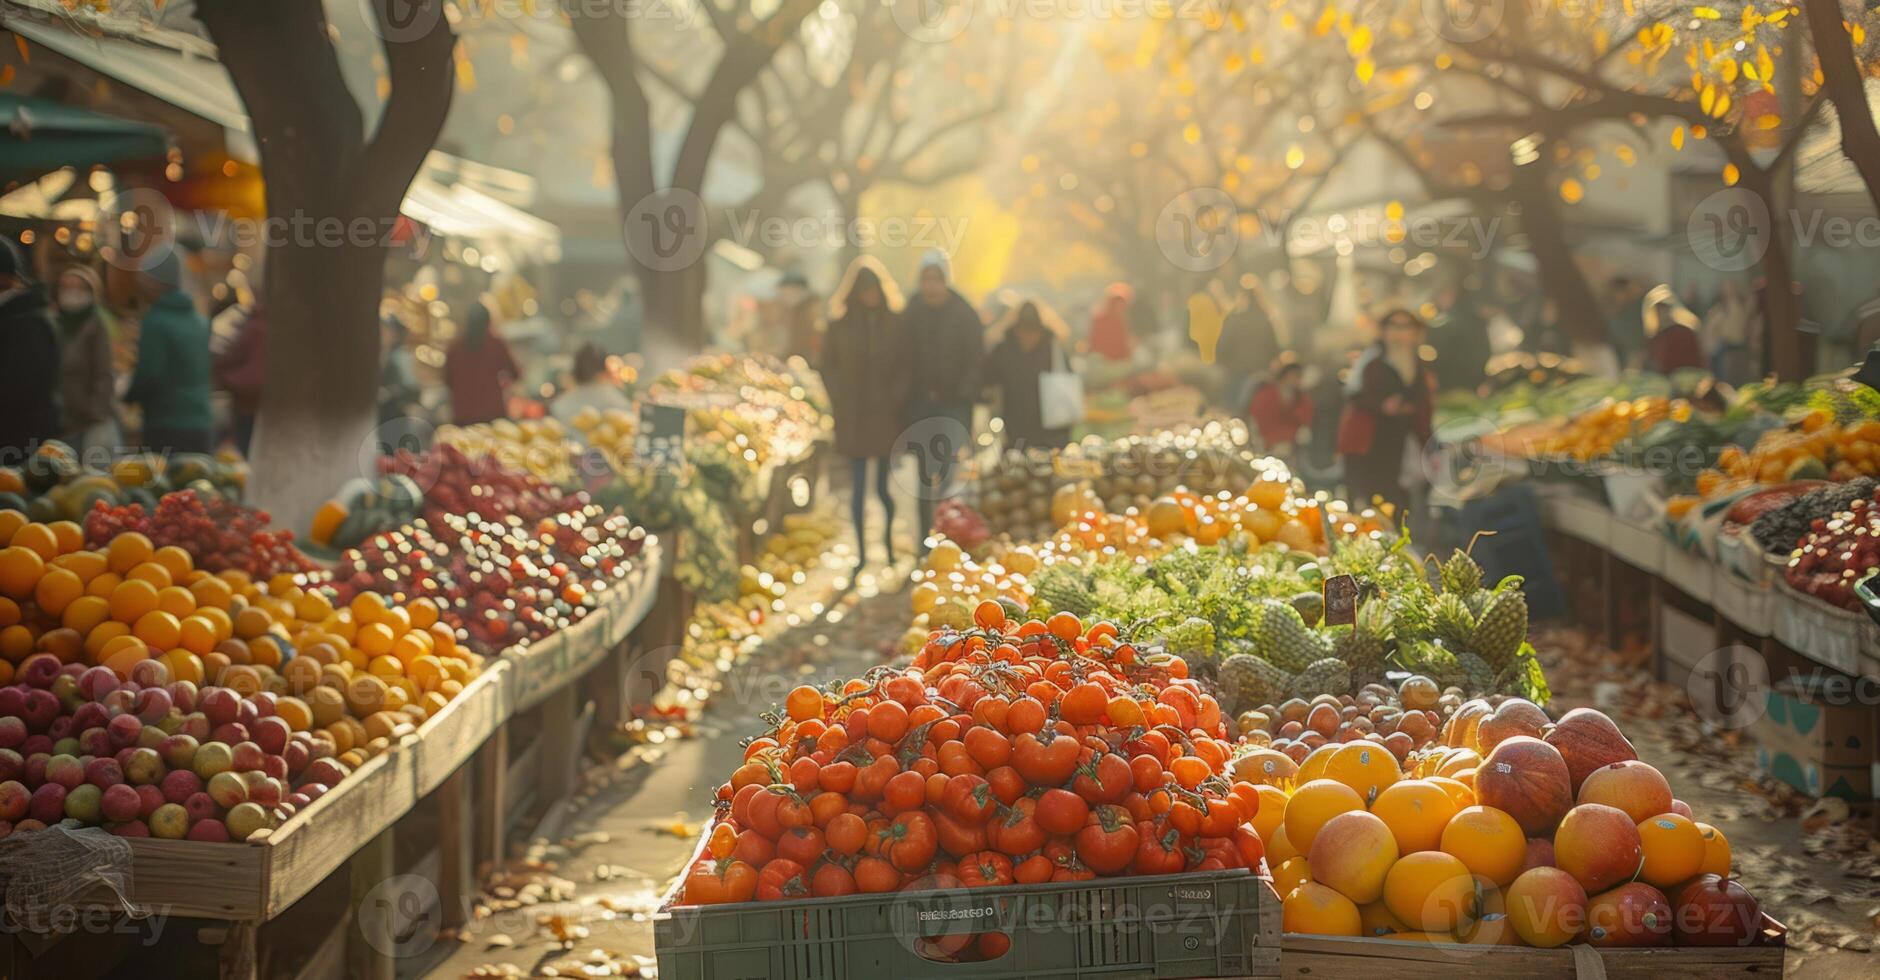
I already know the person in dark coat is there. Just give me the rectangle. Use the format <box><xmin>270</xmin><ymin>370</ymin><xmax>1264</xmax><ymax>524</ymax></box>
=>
<box><xmin>1432</xmin><ymin>282</ymin><xmax>1491</xmax><ymax>393</ymax></box>
<box><xmin>1215</xmin><ymin>281</ymin><xmax>1281</xmax><ymax>410</ymax></box>
<box><xmin>0</xmin><ymin>239</ymin><xmax>62</xmax><ymax>462</ymax></box>
<box><xmin>445</xmin><ymin>301</ymin><xmax>520</xmax><ymax>425</ymax></box>
<box><xmin>1337</xmin><ymin>309</ymin><xmax>1435</xmax><ymax>517</ymax></box>
<box><xmin>214</xmin><ymin>304</ymin><xmax>267</xmax><ymax>455</ymax></box>
<box><xmin>1642</xmin><ymin>284</ymin><xmax>1704</xmax><ymax>374</ymax></box>
<box><xmin>52</xmin><ymin>265</ymin><xmax>118</xmax><ymax>460</ymax></box>
<box><xmin>982</xmin><ymin>300</ymin><xmax>1072</xmax><ymax>452</ymax></box>
<box><xmin>901</xmin><ymin>250</ymin><xmax>982</xmax><ymax>553</ymax></box>
<box><xmin>820</xmin><ymin>256</ymin><xmax>911</xmax><ymax>567</ymax></box>
<box><xmin>124</xmin><ymin>251</ymin><xmax>212</xmax><ymax>455</ymax></box>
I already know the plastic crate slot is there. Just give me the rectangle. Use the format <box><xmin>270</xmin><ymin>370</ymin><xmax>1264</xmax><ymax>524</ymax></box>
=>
<box><xmin>783</xmin><ymin>907</ymin><xmax>842</xmax><ymax>980</ymax></box>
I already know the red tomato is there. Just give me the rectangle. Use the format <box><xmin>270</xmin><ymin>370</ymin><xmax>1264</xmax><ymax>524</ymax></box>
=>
<box><xmin>755</xmin><ymin>858</ymin><xmax>810</xmax><ymax>901</ymax></box>
<box><xmin>1074</xmin><ymin>804</ymin><xmax>1140</xmax><ymax>874</ymax></box>
<box><xmin>932</xmin><ymin>809</ymin><xmax>990</xmax><ymax>857</ymax></box>
<box><xmin>728</xmin><ymin>829</ymin><xmax>775</xmax><ymax>867</ymax></box>
<box><xmin>1072</xmin><ymin>750</ymin><xmax>1133</xmax><ymax>804</ymax></box>
<box><xmin>820</xmin><ymin>760</ymin><xmax>858</xmax><ymax>795</ymax></box>
<box><xmin>826</xmin><ymin>813</ymin><xmax>868</xmax><ymax>855</ymax></box>
<box><xmin>883</xmin><ymin>770</ymin><xmax>927</xmax><ymax>811</ymax></box>
<box><xmin>871</xmin><ymin>811</ymin><xmax>938</xmax><ymax>873</ymax></box>
<box><xmin>854</xmin><ymin>856</ymin><xmax>902</xmax><ymax>893</ymax></box>
<box><xmin>942</xmin><ymin>773</ymin><xmax>997</xmax><ymax>823</ymax></box>
<box><xmin>1036</xmin><ymin>788</ymin><xmax>1091</xmax><ymax>836</ymax></box>
<box><xmin>958</xmin><ymin>850</ymin><xmax>1015</xmax><ymax>887</ymax></box>
<box><xmin>986</xmin><ymin>766</ymin><xmax>1027</xmax><ymax>805</ymax></box>
<box><xmin>852</xmin><ymin>756</ymin><xmax>899</xmax><ymax>804</ymax></box>
<box><xmin>1014</xmin><ymin>852</ymin><xmax>1054</xmax><ymax>884</ymax></box>
<box><xmin>776</xmin><ymin>826</ymin><xmax>825</xmax><ymax>866</ymax></box>
<box><xmin>987</xmin><ymin>798</ymin><xmax>1046</xmax><ymax>857</ymax></box>
<box><xmin>1012</xmin><ymin>732</ymin><xmax>1080</xmax><ymax>787</ymax></box>
<box><xmin>811</xmin><ymin>861</ymin><xmax>857</xmax><ymax>897</ymax></box>
<box><xmin>683</xmin><ymin>858</ymin><xmax>757</xmax><ymax>905</ymax></box>
<box><xmin>1133</xmin><ymin>820</ymin><xmax>1185</xmax><ymax>876</ymax></box>
<box><xmin>788</xmin><ymin>757</ymin><xmax>821</xmax><ymax>793</ymax></box>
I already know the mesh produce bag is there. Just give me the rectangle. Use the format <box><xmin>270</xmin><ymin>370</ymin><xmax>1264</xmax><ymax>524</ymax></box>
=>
<box><xmin>0</xmin><ymin>827</ymin><xmax>144</xmax><ymax>932</ymax></box>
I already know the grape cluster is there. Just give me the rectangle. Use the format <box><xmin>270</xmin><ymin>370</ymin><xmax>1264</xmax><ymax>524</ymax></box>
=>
<box><xmin>1783</xmin><ymin>488</ymin><xmax>1880</xmax><ymax>609</ymax></box>
<box><xmin>84</xmin><ymin>490</ymin><xmax>320</xmax><ymax>578</ymax></box>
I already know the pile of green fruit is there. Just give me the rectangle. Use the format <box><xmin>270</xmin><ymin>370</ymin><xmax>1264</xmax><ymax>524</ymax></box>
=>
<box><xmin>0</xmin><ymin>443</ymin><xmax>245</xmax><ymax>523</ymax></box>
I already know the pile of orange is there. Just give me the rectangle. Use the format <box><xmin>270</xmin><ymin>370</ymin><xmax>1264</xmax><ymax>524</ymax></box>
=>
<box><xmin>0</xmin><ymin>510</ymin><xmax>483</xmax><ymax>754</ymax></box>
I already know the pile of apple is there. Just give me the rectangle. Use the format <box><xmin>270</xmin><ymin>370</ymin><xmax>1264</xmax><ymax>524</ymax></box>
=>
<box><xmin>1270</xmin><ymin>701</ymin><xmax>1766</xmax><ymax>949</ymax></box>
<box><xmin>333</xmin><ymin>505</ymin><xmax>646</xmax><ymax>654</ymax></box>
<box><xmin>0</xmin><ymin>656</ymin><xmax>350</xmax><ymax>842</ymax></box>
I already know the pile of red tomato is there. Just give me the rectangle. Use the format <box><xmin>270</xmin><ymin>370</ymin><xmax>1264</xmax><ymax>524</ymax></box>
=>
<box><xmin>680</xmin><ymin>603</ymin><xmax>1267</xmax><ymax>960</ymax></box>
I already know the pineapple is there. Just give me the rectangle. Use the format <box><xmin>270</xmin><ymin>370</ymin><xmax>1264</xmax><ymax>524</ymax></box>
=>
<box><xmin>1287</xmin><ymin>657</ymin><xmax>1352</xmax><ymax>701</ymax></box>
<box><xmin>1219</xmin><ymin>653</ymin><xmax>1291</xmax><ymax>713</ymax></box>
<box><xmin>1439</xmin><ymin>550</ymin><xmax>1484</xmax><ymax>596</ymax></box>
<box><xmin>1470</xmin><ymin>588</ymin><xmax>1529</xmax><ymax>667</ymax></box>
<box><xmin>1432</xmin><ymin>593</ymin><xmax>1477</xmax><ymax>650</ymax></box>
<box><xmin>1258</xmin><ymin>599</ymin><xmax>1330</xmax><ymax>673</ymax></box>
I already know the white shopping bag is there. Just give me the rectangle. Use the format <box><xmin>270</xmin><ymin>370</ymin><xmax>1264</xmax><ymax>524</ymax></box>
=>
<box><xmin>1038</xmin><ymin>340</ymin><xmax>1084</xmax><ymax>430</ymax></box>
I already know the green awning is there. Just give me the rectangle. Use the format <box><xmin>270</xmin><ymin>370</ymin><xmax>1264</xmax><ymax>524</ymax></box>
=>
<box><xmin>1</xmin><ymin>92</ymin><xmax>169</xmax><ymax>184</ymax></box>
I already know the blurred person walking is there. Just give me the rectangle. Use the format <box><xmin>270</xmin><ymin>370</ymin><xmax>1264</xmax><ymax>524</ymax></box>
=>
<box><xmin>213</xmin><ymin>302</ymin><xmax>267</xmax><ymax>455</ymax></box>
<box><xmin>125</xmin><ymin>252</ymin><xmax>212</xmax><ymax>455</ymax></box>
<box><xmin>1215</xmin><ymin>279</ymin><xmax>1281</xmax><ymax>410</ymax></box>
<box><xmin>0</xmin><ymin>239</ymin><xmax>62</xmax><ymax>462</ymax></box>
<box><xmin>551</xmin><ymin>342</ymin><xmax>631</xmax><ymax>424</ymax></box>
<box><xmin>822</xmin><ymin>257</ymin><xmax>911</xmax><ymax>567</ymax></box>
<box><xmin>1087</xmin><ymin>283</ymin><xmax>1135</xmax><ymax>362</ymax></box>
<box><xmin>1338</xmin><ymin>310</ymin><xmax>1435</xmax><ymax>519</ymax></box>
<box><xmin>445</xmin><ymin>301</ymin><xmax>520</xmax><ymax>425</ymax></box>
<box><xmin>901</xmin><ymin>250</ymin><xmax>983</xmax><ymax>553</ymax></box>
<box><xmin>982</xmin><ymin>300</ymin><xmax>1073</xmax><ymax>452</ymax></box>
<box><xmin>1642</xmin><ymin>284</ymin><xmax>1704</xmax><ymax>374</ymax></box>
<box><xmin>52</xmin><ymin>265</ymin><xmax>119</xmax><ymax>459</ymax></box>
<box><xmin>378</xmin><ymin>314</ymin><xmax>424</xmax><ymax>426</ymax></box>
<box><xmin>1704</xmin><ymin>279</ymin><xmax>1761</xmax><ymax>384</ymax></box>
<box><xmin>1247</xmin><ymin>354</ymin><xmax>1313</xmax><ymax>460</ymax></box>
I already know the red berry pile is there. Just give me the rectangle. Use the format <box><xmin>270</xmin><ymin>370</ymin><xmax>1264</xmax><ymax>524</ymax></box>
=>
<box><xmin>379</xmin><ymin>443</ymin><xmax>576</xmax><ymax>527</ymax></box>
<box><xmin>1783</xmin><ymin>489</ymin><xmax>1880</xmax><ymax>609</ymax></box>
<box><xmin>84</xmin><ymin>490</ymin><xmax>319</xmax><ymax>579</ymax></box>
<box><xmin>932</xmin><ymin>499</ymin><xmax>991</xmax><ymax>550</ymax></box>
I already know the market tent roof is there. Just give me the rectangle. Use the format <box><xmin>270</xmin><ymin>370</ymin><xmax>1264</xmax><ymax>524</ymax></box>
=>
<box><xmin>0</xmin><ymin>93</ymin><xmax>169</xmax><ymax>183</ymax></box>
<box><xmin>401</xmin><ymin>176</ymin><xmax>561</xmax><ymax>263</ymax></box>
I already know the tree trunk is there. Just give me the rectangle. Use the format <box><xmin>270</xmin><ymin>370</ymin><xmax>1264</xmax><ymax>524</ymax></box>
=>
<box><xmin>198</xmin><ymin>0</ymin><xmax>453</xmax><ymax>534</ymax></box>
<box><xmin>1736</xmin><ymin>165</ymin><xmax>1810</xmax><ymax>380</ymax></box>
<box><xmin>1801</xmin><ymin>0</ymin><xmax>1880</xmax><ymax>217</ymax></box>
<box><xmin>1511</xmin><ymin>155</ymin><xmax>1610</xmax><ymax>351</ymax></box>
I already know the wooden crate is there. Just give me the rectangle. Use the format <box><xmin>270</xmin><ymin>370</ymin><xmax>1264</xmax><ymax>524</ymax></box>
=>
<box><xmin>1282</xmin><ymin>917</ymin><xmax>1786</xmax><ymax>978</ymax></box>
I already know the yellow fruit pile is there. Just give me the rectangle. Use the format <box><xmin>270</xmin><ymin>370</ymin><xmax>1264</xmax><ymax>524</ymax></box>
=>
<box><xmin>434</xmin><ymin>417</ymin><xmax>580</xmax><ymax>486</ymax></box>
<box><xmin>1530</xmin><ymin>396</ymin><xmax>1688</xmax><ymax>461</ymax></box>
<box><xmin>565</xmin><ymin>405</ymin><xmax>638</xmax><ymax>469</ymax></box>
<box><xmin>0</xmin><ymin>513</ymin><xmax>482</xmax><ymax>757</ymax></box>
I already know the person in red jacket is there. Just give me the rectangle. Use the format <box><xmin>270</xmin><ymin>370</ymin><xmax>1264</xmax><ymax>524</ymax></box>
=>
<box><xmin>1337</xmin><ymin>310</ymin><xmax>1436</xmax><ymax>515</ymax></box>
<box><xmin>1247</xmin><ymin>354</ymin><xmax>1313</xmax><ymax>458</ymax></box>
<box><xmin>1642</xmin><ymin>284</ymin><xmax>1704</xmax><ymax>374</ymax></box>
<box><xmin>445</xmin><ymin>301</ymin><xmax>519</xmax><ymax>425</ymax></box>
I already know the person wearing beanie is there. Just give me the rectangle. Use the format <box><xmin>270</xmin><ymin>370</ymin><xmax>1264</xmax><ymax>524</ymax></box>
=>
<box><xmin>52</xmin><ymin>265</ymin><xmax>120</xmax><ymax>458</ymax></box>
<box><xmin>124</xmin><ymin>248</ymin><xmax>214</xmax><ymax>454</ymax></box>
<box><xmin>901</xmin><ymin>249</ymin><xmax>983</xmax><ymax>555</ymax></box>
<box><xmin>0</xmin><ymin>238</ymin><xmax>63</xmax><ymax>461</ymax></box>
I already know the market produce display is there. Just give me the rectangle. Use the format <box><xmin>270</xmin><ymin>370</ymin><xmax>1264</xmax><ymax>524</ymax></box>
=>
<box><xmin>1269</xmin><ymin>698</ymin><xmax>1759</xmax><ymax>950</ymax></box>
<box><xmin>1779</xmin><ymin>485</ymin><xmax>1880</xmax><ymax>610</ymax></box>
<box><xmin>85</xmin><ymin>489</ymin><xmax>319</xmax><ymax>579</ymax></box>
<box><xmin>0</xmin><ymin>515</ymin><xmax>484</xmax><ymax>841</ymax></box>
<box><xmin>676</xmin><ymin>605</ymin><xmax>1267</xmax><ymax>963</ymax></box>
<box><xmin>0</xmin><ymin>443</ymin><xmax>247</xmax><ymax>524</ymax></box>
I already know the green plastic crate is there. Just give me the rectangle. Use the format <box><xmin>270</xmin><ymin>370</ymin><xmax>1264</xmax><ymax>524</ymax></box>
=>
<box><xmin>654</xmin><ymin>867</ymin><xmax>1279</xmax><ymax>979</ymax></box>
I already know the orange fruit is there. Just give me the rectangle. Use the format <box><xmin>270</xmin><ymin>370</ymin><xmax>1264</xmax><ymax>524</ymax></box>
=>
<box><xmin>159</xmin><ymin>649</ymin><xmax>204</xmax><ymax>686</ymax></box>
<box><xmin>1440</xmin><ymin>805</ymin><xmax>1528</xmax><ymax>887</ymax></box>
<box><xmin>406</xmin><ymin>597</ymin><xmax>438</xmax><ymax>630</ymax></box>
<box><xmin>9</xmin><ymin>523</ymin><xmax>59</xmax><ymax>561</ymax></box>
<box><xmin>232</xmin><ymin>606</ymin><xmax>273</xmax><ymax>640</ymax></box>
<box><xmin>178</xmin><ymin>615</ymin><xmax>220</xmax><ymax>656</ymax></box>
<box><xmin>1282</xmin><ymin>882</ymin><xmax>1362</xmax><ymax>936</ymax></box>
<box><xmin>51</xmin><ymin>551</ymin><xmax>106</xmax><ymax>582</ymax></box>
<box><xmin>109</xmin><ymin>578</ymin><xmax>160</xmax><ymax>624</ymax></box>
<box><xmin>0</xmin><ymin>546</ymin><xmax>45</xmax><ymax>600</ymax></box>
<box><xmin>350</xmin><ymin>591</ymin><xmax>388</xmax><ymax>625</ymax></box>
<box><xmin>46</xmin><ymin>521</ymin><xmax>84</xmax><ymax>555</ymax></box>
<box><xmin>35</xmin><ymin>628</ymin><xmax>81</xmax><ymax>663</ymax></box>
<box><xmin>83</xmin><ymin>620</ymin><xmax>131</xmax><ymax>660</ymax></box>
<box><xmin>1695</xmin><ymin>822</ymin><xmax>1731</xmax><ymax>877</ymax></box>
<box><xmin>106</xmin><ymin>532</ymin><xmax>154</xmax><ymax>574</ymax></box>
<box><xmin>1637</xmin><ymin>814</ymin><xmax>1705</xmax><ymax>888</ymax></box>
<box><xmin>0</xmin><ymin>596</ymin><xmax>19</xmax><ymax>628</ymax></box>
<box><xmin>1427</xmin><ymin>775</ymin><xmax>1476</xmax><ymax>810</ymax></box>
<box><xmin>1383</xmin><ymin>851</ymin><xmax>1478</xmax><ymax>933</ymax></box>
<box><xmin>1283</xmin><ymin>779</ymin><xmax>1366</xmax><ymax>854</ymax></box>
<box><xmin>356</xmin><ymin>622</ymin><xmax>395</xmax><ymax>657</ymax></box>
<box><xmin>1267</xmin><ymin>824</ymin><xmax>1299</xmax><ymax>865</ymax></box>
<box><xmin>151</xmin><ymin>545</ymin><xmax>193</xmax><ymax>581</ymax></box>
<box><xmin>1323</xmin><ymin>742</ymin><xmax>1400</xmax><ymax>805</ymax></box>
<box><xmin>1308</xmin><ymin>810</ymin><xmax>1399</xmax><ymax>904</ymax></box>
<box><xmin>102</xmin><ymin>641</ymin><xmax>151</xmax><ymax>680</ymax></box>
<box><xmin>85</xmin><ymin>571</ymin><xmax>122</xmax><ymax>598</ymax></box>
<box><xmin>60</xmin><ymin>594</ymin><xmax>111</xmax><ymax>636</ymax></box>
<box><xmin>1358</xmin><ymin>900</ymin><xmax>1411</xmax><ymax>938</ymax></box>
<box><xmin>0</xmin><ymin>625</ymin><xmax>34</xmax><ymax>662</ymax></box>
<box><xmin>32</xmin><ymin>567</ymin><xmax>82</xmax><ymax>617</ymax></box>
<box><xmin>293</xmin><ymin>590</ymin><xmax>334</xmax><ymax>623</ymax></box>
<box><xmin>187</xmin><ymin>575</ymin><xmax>234</xmax><ymax>610</ymax></box>
<box><xmin>1371</xmin><ymin>780</ymin><xmax>1461</xmax><ymax>854</ymax></box>
<box><xmin>0</xmin><ymin>511</ymin><xmax>25</xmax><ymax>544</ymax></box>
<box><xmin>1274</xmin><ymin>856</ymin><xmax>1313</xmax><ymax>896</ymax></box>
<box><xmin>1250</xmin><ymin>784</ymin><xmax>1288</xmax><ymax>843</ymax></box>
<box><xmin>132</xmin><ymin>610</ymin><xmax>182</xmax><ymax>651</ymax></box>
<box><xmin>275</xmin><ymin>696</ymin><xmax>314</xmax><ymax>732</ymax></box>
<box><xmin>126</xmin><ymin>561</ymin><xmax>173</xmax><ymax>589</ymax></box>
